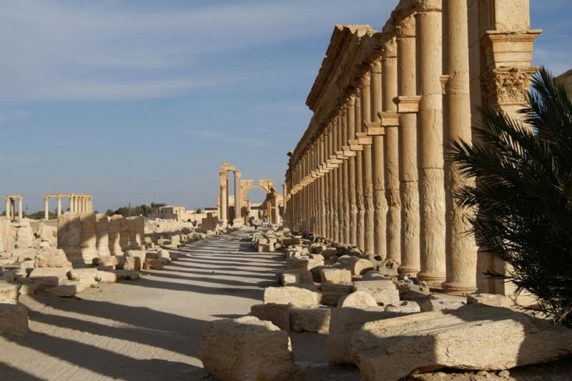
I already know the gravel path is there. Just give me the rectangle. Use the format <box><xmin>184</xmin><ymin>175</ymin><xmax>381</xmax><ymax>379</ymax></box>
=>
<box><xmin>0</xmin><ymin>229</ymin><xmax>286</xmax><ymax>380</ymax></box>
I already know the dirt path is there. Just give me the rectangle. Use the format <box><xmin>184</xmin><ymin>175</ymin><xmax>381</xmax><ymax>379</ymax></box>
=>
<box><xmin>0</xmin><ymin>229</ymin><xmax>287</xmax><ymax>380</ymax></box>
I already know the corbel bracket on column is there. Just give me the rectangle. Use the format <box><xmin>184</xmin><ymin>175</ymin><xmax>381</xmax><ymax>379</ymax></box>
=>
<box><xmin>355</xmin><ymin>132</ymin><xmax>373</xmax><ymax>145</ymax></box>
<box><xmin>379</xmin><ymin>112</ymin><xmax>400</xmax><ymax>127</ymax></box>
<box><xmin>328</xmin><ymin>155</ymin><xmax>343</xmax><ymax>164</ymax></box>
<box><xmin>348</xmin><ymin>139</ymin><xmax>364</xmax><ymax>151</ymax></box>
<box><xmin>342</xmin><ymin>145</ymin><xmax>357</xmax><ymax>157</ymax></box>
<box><xmin>364</xmin><ymin>121</ymin><xmax>385</xmax><ymax>136</ymax></box>
<box><xmin>396</xmin><ymin>96</ymin><xmax>421</xmax><ymax>113</ymax></box>
<box><xmin>335</xmin><ymin>150</ymin><xmax>346</xmax><ymax>160</ymax></box>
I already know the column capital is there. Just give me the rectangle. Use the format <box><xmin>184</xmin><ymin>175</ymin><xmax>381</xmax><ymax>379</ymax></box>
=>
<box><xmin>382</xmin><ymin>36</ymin><xmax>398</xmax><ymax>59</ymax></box>
<box><xmin>396</xmin><ymin>14</ymin><xmax>416</xmax><ymax>39</ymax></box>
<box><xmin>371</xmin><ymin>58</ymin><xmax>383</xmax><ymax>74</ymax></box>
<box><xmin>416</xmin><ymin>0</ymin><xmax>442</xmax><ymax>13</ymax></box>
<box><xmin>359</xmin><ymin>72</ymin><xmax>371</xmax><ymax>89</ymax></box>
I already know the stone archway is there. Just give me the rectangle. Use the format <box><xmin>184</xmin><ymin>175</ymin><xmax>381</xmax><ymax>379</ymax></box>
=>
<box><xmin>239</xmin><ymin>179</ymin><xmax>282</xmax><ymax>225</ymax></box>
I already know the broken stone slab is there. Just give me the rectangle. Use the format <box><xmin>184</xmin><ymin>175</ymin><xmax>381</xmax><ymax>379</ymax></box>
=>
<box><xmin>0</xmin><ymin>282</ymin><xmax>19</xmax><ymax>304</ymax></box>
<box><xmin>143</xmin><ymin>258</ymin><xmax>164</xmax><ymax>270</ymax></box>
<box><xmin>398</xmin><ymin>279</ymin><xmax>432</xmax><ymax>302</ymax></box>
<box><xmin>251</xmin><ymin>303</ymin><xmax>291</xmax><ymax>332</ymax></box>
<box><xmin>362</xmin><ymin>270</ymin><xmax>388</xmax><ymax>281</ymax></box>
<box><xmin>113</xmin><ymin>269</ymin><xmax>140</xmax><ymax>280</ymax></box>
<box><xmin>68</xmin><ymin>268</ymin><xmax>99</xmax><ymax>287</ymax></box>
<box><xmin>280</xmin><ymin>269</ymin><xmax>313</xmax><ymax>286</ymax></box>
<box><xmin>321</xmin><ymin>282</ymin><xmax>353</xmax><ymax>307</ymax></box>
<box><xmin>290</xmin><ymin>307</ymin><xmax>331</xmax><ymax>334</ymax></box>
<box><xmin>467</xmin><ymin>293</ymin><xmax>515</xmax><ymax>308</ymax></box>
<box><xmin>200</xmin><ymin>316</ymin><xmax>302</xmax><ymax>381</ymax></box>
<box><xmin>321</xmin><ymin>268</ymin><xmax>352</xmax><ymax>284</ymax></box>
<box><xmin>0</xmin><ymin>303</ymin><xmax>29</xmax><ymax>337</ymax></box>
<box><xmin>264</xmin><ymin>286</ymin><xmax>320</xmax><ymax>307</ymax></box>
<box><xmin>350</xmin><ymin>304</ymin><xmax>572</xmax><ymax>381</ymax></box>
<box><xmin>45</xmin><ymin>281</ymin><xmax>88</xmax><ymax>297</ymax></box>
<box><xmin>96</xmin><ymin>270</ymin><xmax>119</xmax><ymax>283</ymax></box>
<box><xmin>34</xmin><ymin>248</ymin><xmax>72</xmax><ymax>268</ymax></box>
<box><xmin>377</xmin><ymin>258</ymin><xmax>400</xmax><ymax>278</ymax></box>
<box><xmin>353</xmin><ymin>280</ymin><xmax>400</xmax><ymax>307</ymax></box>
<box><xmin>28</xmin><ymin>267</ymin><xmax>70</xmax><ymax>286</ymax></box>
<box><xmin>385</xmin><ymin>300</ymin><xmax>421</xmax><ymax>314</ymax></box>
<box><xmin>337</xmin><ymin>290</ymin><xmax>378</xmax><ymax>308</ymax></box>
<box><xmin>328</xmin><ymin>307</ymin><xmax>398</xmax><ymax>365</ymax></box>
<box><xmin>419</xmin><ymin>293</ymin><xmax>466</xmax><ymax>312</ymax></box>
<box><xmin>351</xmin><ymin>259</ymin><xmax>375</xmax><ymax>276</ymax></box>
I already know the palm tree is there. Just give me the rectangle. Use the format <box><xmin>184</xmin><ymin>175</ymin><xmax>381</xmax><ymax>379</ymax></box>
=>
<box><xmin>448</xmin><ymin>68</ymin><xmax>572</xmax><ymax>326</ymax></box>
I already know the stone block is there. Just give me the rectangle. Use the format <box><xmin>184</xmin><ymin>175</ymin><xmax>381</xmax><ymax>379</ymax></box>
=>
<box><xmin>321</xmin><ymin>282</ymin><xmax>353</xmax><ymax>306</ymax></box>
<box><xmin>350</xmin><ymin>304</ymin><xmax>572</xmax><ymax>381</ymax></box>
<box><xmin>68</xmin><ymin>268</ymin><xmax>99</xmax><ymax>287</ymax></box>
<box><xmin>351</xmin><ymin>259</ymin><xmax>375</xmax><ymax>275</ymax></box>
<box><xmin>143</xmin><ymin>258</ymin><xmax>164</xmax><ymax>270</ymax></box>
<box><xmin>289</xmin><ymin>307</ymin><xmax>331</xmax><ymax>334</ymax></box>
<box><xmin>114</xmin><ymin>269</ymin><xmax>140</xmax><ymax>280</ymax></box>
<box><xmin>419</xmin><ymin>293</ymin><xmax>466</xmax><ymax>312</ymax></box>
<box><xmin>123</xmin><ymin>256</ymin><xmax>141</xmax><ymax>271</ymax></box>
<box><xmin>251</xmin><ymin>303</ymin><xmax>290</xmax><ymax>332</ymax></box>
<box><xmin>280</xmin><ymin>269</ymin><xmax>313</xmax><ymax>286</ymax></box>
<box><xmin>263</xmin><ymin>286</ymin><xmax>320</xmax><ymax>307</ymax></box>
<box><xmin>28</xmin><ymin>267</ymin><xmax>70</xmax><ymax>286</ymax></box>
<box><xmin>328</xmin><ymin>306</ymin><xmax>396</xmax><ymax>365</ymax></box>
<box><xmin>320</xmin><ymin>268</ymin><xmax>352</xmax><ymax>284</ymax></box>
<box><xmin>385</xmin><ymin>300</ymin><xmax>421</xmax><ymax>314</ymax></box>
<box><xmin>45</xmin><ymin>281</ymin><xmax>87</xmax><ymax>297</ymax></box>
<box><xmin>377</xmin><ymin>258</ymin><xmax>400</xmax><ymax>278</ymax></box>
<box><xmin>362</xmin><ymin>271</ymin><xmax>387</xmax><ymax>280</ymax></box>
<box><xmin>0</xmin><ymin>282</ymin><xmax>19</xmax><ymax>304</ymax></box>
<box><xmin>398</xmin><ymin>280</ymin><xmax>432</xmax><ymax>302</ymax></box>
<box><xmin>337</xmin><ymin>290</ymin><xmax>378</xmax><ymax>308</ymax></box>
<box><xmin>34</xmin><ymin>248</ymin><xmax>72</xmax><ymax>268</ymax></box>
<box><xmin>353</xmin><ymin>280</ymin><xmax>400</xmax><ymax>307</ymax></box>
<box><xmin>467</xmin><ymin>293</ymin><xmax>515</xmax><ymax>308</ymax></box>
<box><xmin>200</xmin><ymin>316</ymin><xmax>301</xmax><ymax>381</ymax></box>
<box><xmin>96</xmin><ymin>270</ymin><xmax>119</xmax><ymax>283</ymax></box>
<box><xmin>0</xmin><ymin>304</ymin><xmax>29</xmax><ymax>337</ymax></box>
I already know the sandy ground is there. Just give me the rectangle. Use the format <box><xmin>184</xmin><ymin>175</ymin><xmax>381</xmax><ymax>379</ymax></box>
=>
<box><xmin>0</xmin><ymin>229</ymin><xmax>360</xmax><ymax>381</ymax></box>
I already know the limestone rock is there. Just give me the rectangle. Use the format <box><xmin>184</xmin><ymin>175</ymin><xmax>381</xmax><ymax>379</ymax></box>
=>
<box><xmin>328</xmin><ymin>306</ymin><xmax>397</xmax><ymax>365</ymax></box>
<box><xmin>0</xmin><ymin>304</ymin><xmax>29</xmax><ymax>337</ymax></box>
<box><xmin>321</xmin><ymin>282</ymin><xmax>353</xmax><ymax>306</ymax></box>
<box><xmin>353</xmin><ymin>280</ymin><xmax>400</xmax><ymax>307</ymax></box>
<box><xmin>385</xmin><ymin>300</ymin><xmax>421</xmax><ymax>314</ymax></box>
<box><xmin>28</xmin><ymin>267</ymin><xmax>70</xmax><ymax>286</ymax></box>
<box><xmin>34</xmin><ymin>248</ymin><xmax>72</xmax><ymax>268</ymax></box>
<box><xmin>321</xmin><ymin>268</ymin><xmax>352</xmax><ymax>284</ymax></box>
<box><xmin>419</xmin><ymin>293</ymin><xmax>466</xmax><ymax>312</ymax></box>
<box><xmin>352</xmin><ymin>259</ymin><xmax>375</xmax><ymax>275</ymax></box>
<box><xmin>467</xmin><ymin>293</ymin><xmax>515</xmax><ymax>308</ymax></box>
<box><xmin>0</xmin><ymin>282</ymin><xmax>19</xmax><ymax>304</ymax></box>
<box><xmin>280</xmin><ymin>269</ymin><xmax>313</xmax><ymax>286</ymax></box>
<box><xmin>350</xmin><ymin>304</ymin><xmax>572</xmax><ymax>381</ymax></box>
<box><xmin>200</xmin><ymin>316</ymin><xmax>301</xmax><ymax>381</ymax></box>
<box><xmin>251</xmin><ymin>303</ymin><xmax>291</xmax><ymax>332</ymax></box>
<box><xmin>96</xmin><ymin>270</ymin><xmax>119</xmax><ymax>283</ymax></box>
<box><xmin>289</xmin><ymin>307</ymin><xmax>331</xmax><ymax>334</ymax></box>
<box><xmin>337</xmin><ymin>290</ymin><xmax>378</xmax><ymax>308</ymax></box>
<box><xmin>377</xmin><ymin>258</ymin><xmax>400</xmax><ymax>278</ymax></box>
<box><xmin>113</xmin><ymin>269</ymin><xmax>140</xmax><ymax>280</ymax></box>
<box><xmin>68</xmin><ymin>268</ymin><xmax>99</xmax><ymax>287</ymax></box>
<box><xmin>143</xmin><ymin>258</ymin><xmax>164</xmax><ymax>270</ymax></box>
<box><xmin>45</xmin><ymin>281</ymin><xmax>87</xmax><ymax>297</ymax></box>
<box><xmin>264</xmin><ymin>286</ymin><xmax>320</xmax><ymax>307</ymax></box>
<box><xmin>15</xmin><ymin>222</ymin><xmax>34</xmax><ymax>249</ymax></box>
<box><xmin>362</xmin><ymin>270</ymin><xmax>388</xmax><ymax>281</ymax></box>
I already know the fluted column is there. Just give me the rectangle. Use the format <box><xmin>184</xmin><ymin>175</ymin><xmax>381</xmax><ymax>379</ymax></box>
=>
<box><xmin>371</xmin><ymin>59</ymin><xmax>388</xmax><ymax>259</ymax></box>
<box><xmin>18</xmin><ymin>198</ymin><xmax>23</xmax><ymax>220</ymax></box>
<box><xmin>416</xmin><ymin>0</ymin><xmax>446</xmax><ymax>286</ymax></box>
<box><xmin>383</xmin><ymin>36</ymin><xmax>402</xmax><ymax>263</ymax></box>
<box><xmin>355</xmin><ymin>89</ymin><xmax>365</xmax><ymax>250</ymax></box>
<box><xmin>443</xmin><ymin>0</ymin><xmax>477</xmax><ymax>294</ymax></box>
<box><xmin>57</xmin><ymin>197</ymin><xmax>62</xmax><ymax>217</ymax></box>
<box><xmin>341</xmin><ymin>106</ymin><xmax>350</xmax><ymax>245</ymax></box>
<box><xmin>44</xmin><ymin>197</ymin><xmax>49</xmax><ymax>220</ymax></box>
<box><xmin>362</xmin><ymin>72</ymin><xmax>375</xmax><ymax>254</ymax></box>
<box><xmin>348</xmin><ymin>96</ymin><xmax>358</xmax><ymax>246</ymax></box>
<box><xmin>234</xmin><ymin>171</ymin><xmax>242</xmax><ymax>225</ymax></box>
<box><xmin>219</xmin><ymin>172</ymin><xmax>228</xmax><ymax>223</ymax></box>
<box><xmin>320</xmin><ymin>135</ymin><xmax>327</xmax><ymax>237</ymax></box>
<box><xmin>332</xmin><ymin>118</ymin><xmax>340</xmax><ymax>243</ymax></box>
<box><xmin>5</xmin><ymin>198</ymin><xmax>10</xmax><ymax>219</ymax></box>
<box><xmin>397</xmin><ymin>15</ymin><xmax>421</xmax><ymax>276</ymax></box>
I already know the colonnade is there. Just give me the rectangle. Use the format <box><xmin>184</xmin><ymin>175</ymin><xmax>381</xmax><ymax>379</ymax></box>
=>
<box><xmin>4</xmin><ymin>195</ymin><xmax>23</xmax><ymax>221</ymax></box>
<box><xmin>284</xmin><ymin>0</ymin><xmax>539</xmax><ymax>295</ymax></box>
<box><xmin>44</xmin><ymin>193</ymin><xmax>93</xmax><ymax>220</ymax></box>
<box><xmin>218</xmin><ymin>162</ymin><xmax>243</xmax><ymax>226</ymax></box>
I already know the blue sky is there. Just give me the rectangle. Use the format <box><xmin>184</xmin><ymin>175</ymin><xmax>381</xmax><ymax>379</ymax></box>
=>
<box><xmin>0</xmin><ymin>0</ymin><xmax>570</xmax><ymax>213</ymax></box>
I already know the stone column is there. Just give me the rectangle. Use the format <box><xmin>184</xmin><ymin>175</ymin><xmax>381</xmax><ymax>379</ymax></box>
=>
<box><xmin>57</xmin><ymin>197</ymin><xmax>62</xmax><ymax>217</ymax></box>
<box><xmin>219</xmin><ymin>172</ymin><xmax>228</xmax><ymax>224</ymax></box>
<box><xmin>108</xmin><ymin>215</ymin><xmax>124</xmax><ymax>256</ymax></box>
<box><xmin>44</xmin><ymin>197</ymin><xmax>49</xmax><ymax>220</ymax></box>
<box><xmin>383</xmin><ymin>36</ymin><xmax>402</xmax><ymax>264</ymax></box>
<box><xmin>341</xmin><ymin>106</ymin><xmax>351</xmax><ymax>245</ymax></box>
<box><xmin>320</xmin><ymin>136</ymin><xmax>327</xmax><ymax>238</ymax></box>
<box><xmin>442</xmin><ymin>0</ymin><xmax>477</xmax><ymax>295</ymax></box>
<box><xmin>332</xmin><ymin>119</ymin><xmax>340</xmax><ymax>243</ymax></box>
<box><xmin>416</xmin><ymin>0</ymin><xmax>446</xmax><ymax>286</ymax></box>
<box><xmin>371</xmin><ymin>59</ymin><xmax>388</xmax><ymax>259</ymax></box>
<box><xmin>96</xmin><ymin>214</ymin><xmax>111</xmax><ymax>257</ymax></box>
<box><xmin>348</xmin><ymin>96</ymin><xmax>358</xmax><ymax>246</ymax></box>
<box><xmin>18</xmin><ymin>198</ymin><xmax>23</xmax><ymax>220</ymax></box>
<box><xmin>234</xmin><ymin>171</ymin><xmax>242</xmax><ymax>226</ymax></box>
<box><xmin>397</xmin><ymin>15</ymin><xmax>421</xmax><ymax>276</ymax></box>
<box><xmin>361</xmin><ymin>72</ymin><xmax>375</xmax><ymax>254</ymax></box>
<box><xmin>355</xmin><ymin>89</ymin><xmax>365</xmax><ymax>250</ymax></box>
<box><xmin>5</xmin><ymin>198</ymin><xmax>10</xmax><ymax>219</ymax></box>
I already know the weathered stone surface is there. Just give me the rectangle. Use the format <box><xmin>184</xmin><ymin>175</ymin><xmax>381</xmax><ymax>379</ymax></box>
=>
<box><xmin>352</xmin><ymin>259</ymin><xmax>375</xmax><ymax>275</ymax></box>
<box><xmin>377</xmin><ymin>258</ymin><xmax>400</xmax><ymax>277</ymax></box>
<box><xmin>398</xmin><ymin>280</ymin><xmax>432</xmax><ymax>302</ymax></box>
<box><xmin>80</xmin><ymin>214</ymin><xmax>98</xmax><ymax>264</ymax></box>
<box><xmin>34</xmin><ymin>248</ymin><xmax>72</xmax><ymax>268</ymax></box>
<box><xmin>28</xmin><ymin>267</ymin><xmax>70</xmax><ymax>286</ymax></box>
<box><xmin>0</xmin><ymin>282</ymin><xmax>18</xmax><ymax>304</ymax></box>
<box><xmin>264</xmin><ymin>286</ymin><xmax>320</xmax><ymax>307</ymax></box>
<box><xmin>328</xmin><ymin>307</ymin><xmax>397</xmax><ymax>365</ymax></box>
<box><xmin>419</xmin><ymin>293</ymin><xmax>466</xmax><ymax>312</ymax></box>
<box><xmin>353</xmin><ymin>280</ymin><xmax>400</xmax><ymax>307</ymax></box>
<box><xmin>290</xmin><ymin>307</ymin><xmax>331</xmax><ymax>334</ymax></box>
<box><xmin>113</xmin><ymin>269</ymin><xmax>140</xmax><ymax>280</ymax></box>
<box><xmin>68</xmin><ymin>268</ymin><xmax>99</xmax><ymax>287</ymax></box>
<box><xmin>467</xmin><ymin>293</ymin><xmax>515</xmax><ymax>308</ymax></box>
<box><xmin>95</xmin><ymin>214</ymin><xmax>111</xmax><ymax>257</ymax></box>
<box><xmin>15</xmin><ymin>221</ymin><xmax>34</xmax><ymax>249</ymax></box>
<box><xmin>280</xmin><ymin>269</ymin><xmax>313</xmax><ymax>286</ymax></box>
<box><xmin>251</xmin><ymin>303</ymin><xmax>290</xmax><ymax>332</ymax></box>
<box><xmin>321</xmin><ymin>282</ymin><xmax>353</xmax><ymax>306</ymax></box>
<box><xmin>362</xmin><ymin>271</ymin><xmax>387</xmax><ymax>281</ymax></box>
<box><xmin>96</xmin><ymin>270</ymin><xmax>119</xmax><ymax>283</ymax></box>
<box><xmin>338</xmin><ymin>290</ymin><xmax>378</xmax><ymax>308</ymax></box>
<box><xmin>385</xmin><ymin>300</ymin><xmax>421</xmax><ymax>314</ymax></box>
<box><xmin>45</xmin><ymin>281</ymin><xmax>87</xmax><ymax>297</ymax></box>
<box><xmin>143</xmin><ymin>258</ymin><xmax>164</xmax><ymax>270</ymax></box>
<box><xmin>200</xmin><ymin>316</ymin><xmax>301</xmax><ymax>381</ymax></box>
<box><xmin>0</xmin><ymin>304</ymin><xmax>29</xmax><ymax>337</ymax></box>
<box><xmin>321</xmin><ymin>268</ymin><xmax>352</xmax><ymax>284</ymax></box>
<box><xmin>350</xmin><ymin>304</ymin><xmax>572</xmax><ymax>381</ymax></box>
<box><xmin>58</xmin><ymin>213</ymin><xmax>82</xmax><ymax>263</ymax></box>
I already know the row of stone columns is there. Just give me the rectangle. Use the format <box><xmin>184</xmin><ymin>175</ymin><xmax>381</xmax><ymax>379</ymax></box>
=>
<box><xmin>218</xmin><ymin>165</ymin><xmax>243</xmax><ymax>226</ymax></box>
<box><xmin>4</xmin><ymin>195</ymin><xmax>23</xmax><ymax>221</ymax></box>
<box><xmin>44</xmin><ymin>194</ymin><xmax>94</xmax><ymax>220</ymax></box>
<box><xmin>284</xmin><ymin>0</ymin><xmax>538</xmax><ymax>295</ymax></box>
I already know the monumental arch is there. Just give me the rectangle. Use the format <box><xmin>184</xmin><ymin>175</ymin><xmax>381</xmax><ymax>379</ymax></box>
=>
<box><xmin>284</xmin><ymin>0</ymin><xmax>540</xmax><ymax>295</ymax></box>
<box><xmin>218</xmin><ymin>162</ymin><xmax>243</xmax><ymax>226</ymax></box>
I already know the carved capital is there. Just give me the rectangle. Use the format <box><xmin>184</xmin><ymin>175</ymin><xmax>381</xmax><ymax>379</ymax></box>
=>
<box><xmin>416</xmin><ymin>0</ymin><xmax>442</xmax><ymax>13</ymax></box>
<box><xmin>481</xmin><ymin>66</ymin><xmax>537</xmax><ymax>107</ymax></box>
<box><xmin>360</xmin><ymin>71</ymin><xmax>371</xmax><ymax>88</ymax></box>
<box><xmin>382</xmin><ymin>36</ymin><xmax>397</xmax><ymax>59</ymax></box>
<box><xmin>396</xmin><ymin>15</ymin><xmax>416</xmax><ymax>39</ymax></box>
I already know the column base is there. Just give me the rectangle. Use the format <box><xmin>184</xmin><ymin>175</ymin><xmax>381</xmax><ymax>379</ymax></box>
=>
<box><xmin>442</xmin><ymin>282</ymin><xmax>477</xmax><ymax>296</ymax></box>
<box><xmin>398</xmin><ymin>266</ymin><xmax>420</xmax><ymax>277</ymax></box>
<box><xmin>232</xmin><ymin>218</ymin><xmax>244</xmax><ymax>227</ymax></box>
<box><xmin>417</xmin><ymin>272</ymin><xmax>446</xmax><ymax>288</ymax></box>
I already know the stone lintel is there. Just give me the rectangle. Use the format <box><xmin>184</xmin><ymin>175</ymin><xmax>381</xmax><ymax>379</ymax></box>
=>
<box><xmin>355</xmin><ymin>132</ymin><xmax>373</xmax><ymax>145</ymax></box>
<box><xmin>396</xmin><ymin>95</ymin><xmax>421</xmax><ymax>113</ymax></box>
